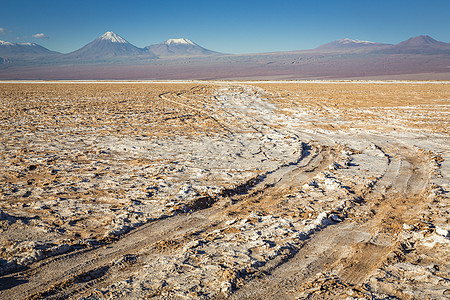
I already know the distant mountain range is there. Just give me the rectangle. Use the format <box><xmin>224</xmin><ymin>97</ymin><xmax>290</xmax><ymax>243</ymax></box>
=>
<box><xmin>316</xmin><ymin>38</ymin><xmax>391</xmax><ymax>50</ymax></box>
<box><xmin>0</xmin><ymin>32</ymin><xmax>449</xmax><ymax>79</ymax></box>
<box><xmin>2</xmin><ymin>32</ymin><xmax>449</xmax><ymax>61</ymax></box>
<box><xmin>315</xmin><ymin>35</ymin><xmax>450</xmax><ymax>55</ymax></box>
<box><xmin>0</xmin><ymin>40</ymin><xmax>59</xmax><ymax>58</ymax></box>
<box><xmin>0</xmin><ymin>31</ymin><xmax>220</xmax><ymax>61</ymax></box>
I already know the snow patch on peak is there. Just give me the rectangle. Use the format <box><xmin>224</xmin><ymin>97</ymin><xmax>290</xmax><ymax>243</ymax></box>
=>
<box><xmin>164</xmin><ymin>38</ymin><xmax>195</xmax><ymax>46</ymax></box>
<box><xmin>339</xmin><ymin>38</ymin><xmax>376</xmax><ymax>45</ymax></box>
<box><xmin>0</xmin><ymin>41</ymin><xmax>38</xmax><ymax>47</ymax></box>
<box><xmin>19</xmin><ymin>42</ymin><xmax>37</xmax><ymax>46</ymax></box>
<box><xmin>99</xmin><ymin>32</ymin><xmax>128</xmax><ymax>43</ymax></box>
<box><xmin>0</xmin><ymin>40</ymin><xmax>15</xmax><ymax>46</ymax></box>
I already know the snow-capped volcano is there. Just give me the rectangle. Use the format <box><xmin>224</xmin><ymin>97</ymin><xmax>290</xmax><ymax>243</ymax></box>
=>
<box><xmin>66</xmin><ymin>31</ymin><xmax>151</xmax><ymax>60</ymax></box>
<box><xmin>164</xmin><ymin>38</ymin><xmax>196</xmax><ymax>46</ymax></box>
<box><xmin>317</xmin><ymin>38</ymin><xmax>391</xmax><ymax>50</ymax></box>
<box><xmin>145</xmin><ymin>38</ymin><xmax>221</xmax><ymax>57</ymax></box>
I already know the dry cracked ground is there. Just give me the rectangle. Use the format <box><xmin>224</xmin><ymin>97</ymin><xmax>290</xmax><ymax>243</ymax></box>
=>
<box><xmin>0</xmin><ymin>81</ymin><xmax>449</xmax><ymax>299</ymax></box>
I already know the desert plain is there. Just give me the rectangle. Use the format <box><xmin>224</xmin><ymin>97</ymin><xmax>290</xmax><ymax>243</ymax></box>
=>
<box><xmin>0</xmin><ymin>81</ymin><xmax>449</xmax><ymax>299</ymax></box>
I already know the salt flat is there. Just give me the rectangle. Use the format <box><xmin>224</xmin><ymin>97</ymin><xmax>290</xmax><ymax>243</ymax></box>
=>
<box><xmin>0</xmin><ymin>82</ymin><xmax>449</xmax><ymax>299</ymax></box>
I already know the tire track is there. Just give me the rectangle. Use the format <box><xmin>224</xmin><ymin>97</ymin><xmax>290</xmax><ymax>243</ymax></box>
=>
<box><xmin>159</xmin><ymin>90</ymin><xmax>234</xmax><ymax>135</ymax></box>
<box><xmin>1</xmin><ymin>84</ymin><xmax>441</xmax><ymax>299</ymax></box>
<box><xmin>229</xmin><ymin>135</ymin><xmax>434</xmax><ymax>299</ymax></box>
<box><xmin>0</xmin><ymin>144</ymin><xmax>334</xmax><ymax>299</ymax></box>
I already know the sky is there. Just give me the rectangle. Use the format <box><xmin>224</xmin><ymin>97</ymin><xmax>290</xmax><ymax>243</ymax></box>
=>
<box><xmin>1</xmin><ymin>0</ymin><xmax>449</xmax><ymax>54</ymax></box>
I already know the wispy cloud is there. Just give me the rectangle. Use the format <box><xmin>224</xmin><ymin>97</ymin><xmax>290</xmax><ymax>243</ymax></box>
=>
<box><xmin>0</xmin><ymin>28</ymin><xmax>6</xmax><ymax>34</ymax></box>
<box><xmin>32</xmin><ymin>33</ymin><xmax>49</xmax><ymax>39</ymax></box>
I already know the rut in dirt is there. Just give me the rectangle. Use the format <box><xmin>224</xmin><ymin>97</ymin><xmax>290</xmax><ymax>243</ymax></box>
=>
<box><xmin>0</xmin><ymin>138</ymin><xmax>334</xmax><ymax>300</ymax></box>
<box><xmin>229</xmin><ymin>141</ymin><xmax>434</xmax><ymax>299</ymax></box>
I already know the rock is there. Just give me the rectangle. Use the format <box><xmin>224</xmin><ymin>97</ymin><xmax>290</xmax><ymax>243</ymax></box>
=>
<box><xmin>328</xmin><ymin>162</ymin><xmax>342</xmax><ymax>170</ymax></box>
<box><xmin>303</xmin><ymin>180</ymin><xmax>318</xmax><ymax>190</ymax></box>
<box><xmin>183</xmin><ymin>240</ymin><xmax>200</xmax><ymax>252</ymax></box>
<box><xmin>324</xmin><ymin>178</ymin><xmax>341</xmax><ymax>190</ymax></box>
<box><xmin>221</xmin><ymin>280</ymin><xmax>233</xmax><ymax>294</ymax></box>
<box><xmin>312</xmin><ymin>212</ymin><xmax>329</xmax><ymax>226</ymax></box>
<box><xmin>48</xmin><ymin>243</ymin><xmax>71</xmax><ymax>255</ymax></box>
<box><xmin>403</xmin><ymin>224</ymin><xmax>413</xmax><ymax>231</ymax></box>
<box><xmin>225</xmin><ymin>218</ymin><xmax>238</xmax><ymax>225</ymax></box>
<box><xmin>435</xmin><ymin>226</ymin><xmax>449</xmax><ymax>238</ymax></box>
<box><xmin>330</xmin><ymin>214</ymin><xmax>343</xmax><ymax>222</ymax></box>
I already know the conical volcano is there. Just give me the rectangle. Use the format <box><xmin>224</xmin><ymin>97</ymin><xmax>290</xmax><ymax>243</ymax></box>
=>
<box><xmin>66</xmin><ymin>31</ymin><xmax>148</xmax><ymax>59</ymax></box>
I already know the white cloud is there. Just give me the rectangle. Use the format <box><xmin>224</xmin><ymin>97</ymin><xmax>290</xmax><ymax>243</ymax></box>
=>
<box><xmin>0</xmin><ymin>28</ymin><xmax>6</xmax><ymax>34</ymax></box>
<box><xmin>32</xmin><ymin>33</ymin><xmax>49</xmax><ymax>39</ymax></box>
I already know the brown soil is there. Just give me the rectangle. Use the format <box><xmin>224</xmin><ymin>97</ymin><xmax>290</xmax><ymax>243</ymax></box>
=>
<box><xmin>0</xmin><ymin>81</ymin><xmax>449</xmax><ymax>299</ymax></box>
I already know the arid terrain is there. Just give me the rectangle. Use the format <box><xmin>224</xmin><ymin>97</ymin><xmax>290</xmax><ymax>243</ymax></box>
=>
<box><xmin>0</xmin><ymin>81</ymin><xmax>449</xmax><ymax>299</ymax></box>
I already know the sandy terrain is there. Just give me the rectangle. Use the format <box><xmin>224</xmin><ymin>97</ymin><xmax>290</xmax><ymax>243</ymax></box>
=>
<box><xmin>0</xmin><ymin>81</ymin><xmax>449</xmax><ymax>299</ymax></box>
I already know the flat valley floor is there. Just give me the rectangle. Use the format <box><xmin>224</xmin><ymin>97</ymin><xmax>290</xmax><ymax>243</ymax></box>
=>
<box><xmin>0</xmin><ymin>81</ymin><xmax>449</xmax><ymax>299</ymax></box>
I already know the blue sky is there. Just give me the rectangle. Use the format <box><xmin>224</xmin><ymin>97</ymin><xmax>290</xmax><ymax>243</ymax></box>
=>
<box><xmin>1</xmin><ymin>0</ymin><xmax>449</xmax><ymax>54</ymax></box>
